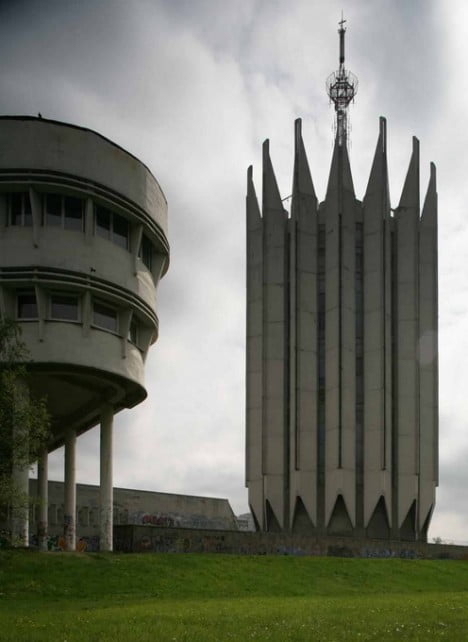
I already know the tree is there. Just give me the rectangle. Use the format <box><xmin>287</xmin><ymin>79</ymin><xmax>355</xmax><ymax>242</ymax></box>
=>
<box><xmin>0</xmin><ymin>318</ymin><xmax>50</xmax><ymax>543</ymax></box>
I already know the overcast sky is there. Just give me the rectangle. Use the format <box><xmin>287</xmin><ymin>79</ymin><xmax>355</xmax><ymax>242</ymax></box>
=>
<box><xmin>1</xmin><ymin>0</ymin><xmax>466</xmax><ymax>542</ymax></box>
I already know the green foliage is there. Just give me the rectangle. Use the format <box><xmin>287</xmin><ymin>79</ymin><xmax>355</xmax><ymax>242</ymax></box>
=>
<box><xmin>0</xmin><ymin>319</ymin><xmax>50</xmax><ymax>510</ymax></box>
<box><xmin>1</xmin><ymin>552</ymin><xmax>468</xmax><ymax>640</ymax></box>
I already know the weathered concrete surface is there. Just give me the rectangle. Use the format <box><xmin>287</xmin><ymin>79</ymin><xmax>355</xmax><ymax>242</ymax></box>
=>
<box><xmin>0</xmin><ymin>116</ymin><xmax>170</xmax><ymax>450</ymax></box>
<box><xmin>0</xmin><ymin>117</ymin><xmax>171</xmax><ymax>552</ymax></box>
<box><xmin>246</xmin><ymin>119</ymin><xmax>438</xmax><ymax>541</ymax></box>
<box><xmin>23</xmin><ymin>480</ymin><xmax>238</xmax><ymax>551</ymax></box>
<box><xmin>0</xmin><ymin>116</ymin><xmax>168</xmax><ymax>239</ymax></box>
<box><xmin>64</xmin><ymin>430</ymin><xmax>76</xmax><ymax>552</ymax></box>
<box><xmin>289</xmin><ymin>119</ymin><xmax>318</xmax><ymax>531</ymax></box>
<box><xmin>114</xmin><ymin>524</ymin><xmax>467</xmax><ymax>560</ymax></box>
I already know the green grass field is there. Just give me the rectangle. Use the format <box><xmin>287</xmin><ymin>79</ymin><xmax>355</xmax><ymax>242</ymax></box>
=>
<box><xmin>1</xmin><ymin>550</ymin><xmax>468</xmax><ymax>641</ymax></box>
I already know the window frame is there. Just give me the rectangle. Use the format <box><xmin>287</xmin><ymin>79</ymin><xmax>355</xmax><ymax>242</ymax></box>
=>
<box><xmin>92</xmin><ymin>299</ymin><xmax>119</xmax><ymax>334</ymax></box>
<box><xmin>128</xmin><ymin>317</ymin><xmax>138</xmax><ymax>345</ymax></box>
<box><xmin>49</xmin><ymin>292</ymin><xmax>81</xmax><ymax>323</ymax></box>
<box><xmin>17</xmin><ymin>291</ymin><xmax>39</xmax><ymax>320</ymax></box>
<box><xmin>43</xmin><ymin>193</ymin><xmax>85</xmax><ymax>232</ymax></box>
<box><xmin>94</xmin><ymin>204</ymin><xmax>130</xmax><ymax>251</ymax></box>
<box><xmin>139</xmin><ymin>234</ymin><xmax>153</xmax><ymax>271</ymax></box>
<box><xmin>9</xmin><ymin>192</ymin><xmax>32</xmax><ymax>227</ymax></box>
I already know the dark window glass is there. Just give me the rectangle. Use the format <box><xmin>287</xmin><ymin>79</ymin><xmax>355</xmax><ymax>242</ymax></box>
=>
<box><xmin>141</xmin><ymin>235</ymin><xmax>153</xmax><ymax>270</ymax></box>
<box><xmin>17</xmin><ymin>292</ymin><xmax>38</xmax><ymax>319</ymax></box>
<box><xmin>128</xmin><ymin>319</ymin><xmax>138</xmax><ymax>343</ymax></box>
<box><xmin>23</xmin><ymin>194</ymin><xmax>32</xmax><ymax>227</ymax></box>
<box><xmin>10</xmin><ymin>193</ymin><xmax>22</xmax><ymax>225</ymax></box>
<box><xmin>95</xmin><ymin>207</ymin><xmax>111</xmax><ymax>239</ymax></box>
<box><xmin>113</xmin><ymin>213</ymin><xmax>129</xmax><ymax>249</ymax></box>
<box><xmin>93</xmin><ymin>302</ymin><xmax>118</xmax><ymax>332</ymax></box>
<box><xmin>64</xmin><ymin>196</ymin><xmax>84</xmax><ymax>231</ymax></box>
<box><xmin>46</xmin><ymin>194</ymin><xmax>62</xmax><ymax>226</ymax></box>
<box><xmin>51</xmin><ymin>294</ymin><xmax>79</xmax><ymax>321</ymax></box>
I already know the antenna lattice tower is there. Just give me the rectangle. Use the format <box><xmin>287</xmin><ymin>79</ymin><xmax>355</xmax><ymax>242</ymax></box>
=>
<box><xmin>326</xmin><ymin>17</ymin><xmax>358</xmax><ymax>146</ymax></box>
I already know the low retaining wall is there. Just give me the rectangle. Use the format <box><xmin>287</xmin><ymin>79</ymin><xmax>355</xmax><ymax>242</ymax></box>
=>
<box><xmin>113</xmin><ymin>525</ymin><xmax>468</xmax><ymax>559</ymax></box>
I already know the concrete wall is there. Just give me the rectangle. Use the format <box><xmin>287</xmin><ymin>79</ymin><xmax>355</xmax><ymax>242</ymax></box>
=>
<box><xmin>26</xmin><ymin>479</ymin><xmax>237</xmax><ymax>550</ymax></box>
<box><xmin>114</xmin><ymin>524</ymin><xmax>467</xmax><ymax>560</ymax></box>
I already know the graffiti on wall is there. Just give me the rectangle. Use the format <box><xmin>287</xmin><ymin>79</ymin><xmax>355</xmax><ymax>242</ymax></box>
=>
<box><xmin>27</xmin><ymin>533</ymin><xmax>100</xmax><ymax>552</ymax></box>
<box><xmin>111</xmin><ymin>525</ymin><xmax>461</xmax><ymax>560</ymax></box>
<box><xmin>129</xmin><ymin>510</ymin><xmax>232</xmax><ymax>531</ymax></box>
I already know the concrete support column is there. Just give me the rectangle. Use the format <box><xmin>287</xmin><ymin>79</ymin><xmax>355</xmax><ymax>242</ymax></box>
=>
<box><xmin>37</xmin><ymin>448</ymin><xmax>48</xmax><ymax>551</ymax></box>
<box><xmin>64</xmin><ymin>429</ymin><xmax>76</xmax><ymax>551</ymax></box>
<box><xmin>11</xmin><ymin>462</ymin><xmax>29</xmax><ymax>547</ymax></box>
<box><xmin>100</xmin><ymin>405</ymin><xmax>114</xmax><ymax>551</ymax></box>
<box><xmin>11</xmin><ymin>380</ymin><xmax>29</xmax><ymax>547</ymax></box>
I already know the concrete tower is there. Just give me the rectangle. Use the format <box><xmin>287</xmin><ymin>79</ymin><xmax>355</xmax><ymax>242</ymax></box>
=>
<box><xmin>245</xmin><ymin>23</ymin><xmax>438</xmax><ymax>541</ymax></box>
<box><xmin>0</xmin><ymin>116</ymin><xmax>169</xmax><ymax>550</ymax></box>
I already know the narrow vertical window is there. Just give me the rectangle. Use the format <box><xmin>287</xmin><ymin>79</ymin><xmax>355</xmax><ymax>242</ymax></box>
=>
<box><xmin>23</xmin><ymin>193</ymin><xmax>32</xmax><ymax>227</ymax></box>
<box><xmin>95</xmin><ymin>206</ymin><xmax>111</xmax><ymax>240</ymax></box>
<box><xmin>140</xmin><ymin>235</ymin><xmax>153</xmax><ymax>270</ymax></box>
<box><xmin>128</xmin><ymin>318</ymin><xmax>138</xmax><ymax>344</ymax></box>
<box><xmin>317</xmin><ymin>222</ymin><xmax>326</xmax><ymax>526</ymax></box>
<box><xmin>9</xmin><ymin>193</ymin><xmax>32</xmax><ymax>226</ymax></box>
<box><xmin>64</xmin><ymin>196</ymin><xmax>84</xmax><ymax>231</ymax></box>
<box><xmin>113</xmin><ymin>212</ymin><xmax>129</xmax><ymax>249</ymax></box>
<box><xmin>355</xmin><ymin>222</ymin><xmax>364</xmax><ymax>525</ymax></box>
<box><xmin>10</xmin><ymin>193</ymin><xmax>22</xmax><ymax>226</ymax></box>
<box><xmin>46</xmin><ymin>194</ymin><xmax>62</xmax><ymax>227</ymax></box>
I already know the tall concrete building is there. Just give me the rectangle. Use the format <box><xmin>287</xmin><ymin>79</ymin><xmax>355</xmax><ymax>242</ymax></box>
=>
<box><xmin>245</xmin><ymin>23</ymin><xmax>438</xmax><ymax>541</ymax></box>
<box><xmin>0</xmin><ymin>116</ymin><xmax>169</xmax><ymax>551</ymax></box>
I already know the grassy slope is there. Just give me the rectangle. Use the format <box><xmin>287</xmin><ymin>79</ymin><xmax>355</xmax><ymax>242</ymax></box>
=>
<box><xmin>1</xmin><ymin>551</ymin><xmax>468</xmax><ymax>640</ymax></box>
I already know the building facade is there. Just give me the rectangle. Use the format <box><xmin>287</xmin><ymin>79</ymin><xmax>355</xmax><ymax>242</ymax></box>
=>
<box><xmin>245</xmin><ymin>117</ymin><xmax>438</xmax><ymax>541</ymax></box>
<box><xmin>0</xmin><ymin>116</ymin><xmax>169</xmax><ymax>550</ymax></box>
<box><xmin>26</xmin><ymin>480</ymin><xmax>237</xmax><ymax>550</ymax></box>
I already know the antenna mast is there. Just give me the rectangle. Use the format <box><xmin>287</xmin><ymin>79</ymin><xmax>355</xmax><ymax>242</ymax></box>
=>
<box><xmin>326</xmin><ymin>15</ymin><xmax>358</xmax><ymax>146</ymax></box>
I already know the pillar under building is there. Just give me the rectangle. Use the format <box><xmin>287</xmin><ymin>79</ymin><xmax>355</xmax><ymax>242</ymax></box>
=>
<box><xmin>10</xmin><ymin>380</ymin><xmax>30</xmax><ymax>547</ymax></box>
<box><xmin>11</xmin><ymin>461</ymin><xmax>29</xmax><ymax>547</ymax></box>
<box><xmin>64</xmin><ymin>429</ymin><xmax>76</xmax><ymax>551</ymax></box>
<box><xmin>100</xmin><ymin>406</ymin><xmax>113</xmax><ymax>552</ymax></box>
<box><xmin>37</xmin><ymin>448</ymin><xmax>48</xmax><ymax>551</ymax></box>
<box><xmin>245</xmin><ymin>118</ymin><xmax>438</xmax><ymax>542</ymax></box>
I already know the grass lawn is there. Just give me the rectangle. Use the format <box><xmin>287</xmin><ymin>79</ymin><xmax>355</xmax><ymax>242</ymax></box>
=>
<box><xmin>1</xmin><ymin>550</ymin><xmax>468</xmax><ymax>640</ymax></box>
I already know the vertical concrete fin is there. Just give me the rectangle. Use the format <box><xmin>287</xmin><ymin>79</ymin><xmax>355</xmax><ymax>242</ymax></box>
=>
<box><xmin>421</xmin><ymin>162</ymin><xmax>437</xmax><ymax>225</ymax></box>
<box><xmin>398</xmin><ymin>137</ymin><xmax>420</xmax><ymax>211</ymax></box>
<box><xmin>326</xmin><ymin>134</ymin><xmax>355</xmax><ymax>200</ymax></box>
<box><xmin>362</xmin><ymin>118</ymin><xmax>392</xmax><ymax>529</ymax></box>
<box><xmin>263</xmin><ymin>140</ymin><xmax>284</xmax><ymax>214</ymax></box>
<box><xmin>289</xmin><ymin>118</ymin><xmax>318</xmax><ymax>527</ymax></box>
<box><xmin>418</xmin><ymin>161</ymin><xmax>438</xmax><ymax>531</ymax></box>
<box><xmin>246</xmin><ymin>164</ymin><xmax>264</xmax><ymax>531</ymax></box>
<box><xmin>395</xmin><ymin>136</ymin><xmax>420</xmax><ymax>531</ymax></box>
<box><xmin>247</xmin><ymin>165</ymin><xmax>261</xmax><ymax>224</ymax></box>
<box><xmin>292</xmin><ymin>119</ymin><xmax>317</xmax><ymax>208</ymax></box>
<box><xmin>262</xmin><ymin>140</ymin><xmax>288</xmax><ymax>529</ymax></box>
<box><xmin>364</xmin><ymin>117</ymin><xmax>389</xmax><ymax>208</ymax></box>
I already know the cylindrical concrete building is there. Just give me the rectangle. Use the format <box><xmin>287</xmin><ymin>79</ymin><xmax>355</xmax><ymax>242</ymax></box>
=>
<box><xmin>0</xmin><ymin>116</ymin><xmax>169</xmax><ymax>550</ymax></box>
